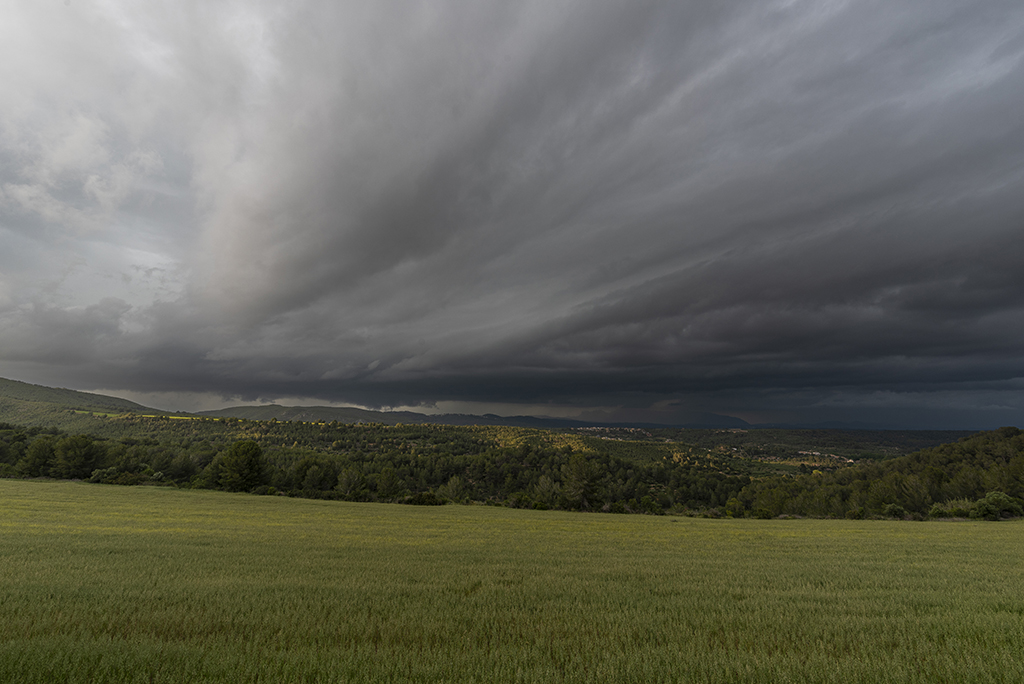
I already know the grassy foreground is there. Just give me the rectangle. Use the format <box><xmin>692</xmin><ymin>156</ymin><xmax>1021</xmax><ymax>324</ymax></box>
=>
<box><xmin>1</xmin><ymin>482</ymin><xmax>1022</xmax><ymax>683</ymax></box>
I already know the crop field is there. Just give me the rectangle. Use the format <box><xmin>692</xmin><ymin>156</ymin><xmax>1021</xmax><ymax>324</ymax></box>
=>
<box><xmin>1</xmin><ymin>480</ymin><xmax>1022</xmax><ymax>683</ymax></box>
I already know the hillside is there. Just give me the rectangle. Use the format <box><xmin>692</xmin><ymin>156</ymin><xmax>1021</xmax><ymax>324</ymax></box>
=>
<box><xmin>5</xmin><ymin>480</ymin><xmax>1022</xmax><ymax>682</ymax></box>
<box><xmin>0</xmin><ymin>378</ymin><xmax>156</xmax><ymax>413</ymax></box>
<box><xmin>0</xmin><ymin>377</ymin><xmax>975</xmax><ymax>463</ymax></box>
<box><xmin>0</xmin><ymin>375</ymin><xmax>1018</xmax><ymax>518</ymax></box>
<box><xmin>195</xmin><ymin>404</ymin><xmax>749</xmax><ymax>429</ymax></box>
<box><xmin>195</xmin><ymin>404</ymin><xmax>573</xmax><ymax>427</ymax></box>
<box><xmin>0</xmin><ymin>377</ymin><xmax>171</xmax><ymax>431</ymax></box>
<box><xmin>737</xmin><ymin>426</ymin><xmax>1024</xmax><ymax>518</ymax></box>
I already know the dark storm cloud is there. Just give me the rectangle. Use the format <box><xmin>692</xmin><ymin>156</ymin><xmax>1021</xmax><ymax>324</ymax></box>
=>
<box><xmin>2</xmin><ymin>0</ymin><xmax>1024</xmax><ymax>427</ymax></box>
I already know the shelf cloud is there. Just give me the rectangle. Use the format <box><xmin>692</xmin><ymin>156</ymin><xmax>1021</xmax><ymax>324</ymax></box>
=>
<box><xmin>2</xmin><ymin>0</ymin><xmax>1023</xmax><ymax>428</ymax></box>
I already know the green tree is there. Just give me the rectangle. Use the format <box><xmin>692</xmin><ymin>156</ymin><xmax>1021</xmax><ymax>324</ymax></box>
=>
<box><xmin>374</xmin><ymin>467</ymin><xmax>405</xmax><ymax>502</ymax></box>
<box><xmin>19</xmin><ymin>437</ymin><xmax>56</xmax><ymax>477</ymax></box>
<box><xmin>196</xmin><ymin>454</ymin><xmax>225</xmax><ymax>489</ymax></box>
<box><xmin>165</xmin><ymin>453</ymin><xmax>199</xmax><ymax>483</ymax></box>
<box><xmin>54</xmin><ymin>435</ymin><xmax>105</xmax><ymax>479</ymax></box>
<box><xmin>562</xmin><ymin>453</ymin><xmax>600</xmax><ymax>510</ymax></box>
<box><xmin>437</xmin><ymin>475</ymin><xmax>468</xmax><ymax>502</ymax></box>
<box><xmin>218</xmin><ymin>441</ymin><xmax>266</xmax><ymax>492</ymax></box>
<box><xmin>725</xmin><ymin>497</ymin><xmax>745</xmax><ymax>518</ymax></box>
<box><xmin>336</xmin><ymin>468</ymin><xmax>368</xmax><ymax>500</ymax></box>
<box><xmin>530</xmin><ymin>475</ymin><xmax>560</xmax><ymax>507</ymax></box>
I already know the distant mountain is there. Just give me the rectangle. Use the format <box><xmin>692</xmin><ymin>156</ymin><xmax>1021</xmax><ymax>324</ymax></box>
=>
<box><xmin>0</xmin><ymin>376</ymin><xmax>169</xmax><ymax>424</ymax></box>
<box><xmin>0</xmin><ymin>376</ymin><xmax>753</xmax><ymax>429</ymax></box>
<box><xmin>750</xmin><ymin>422</ymin><xmax>886</xmax><ymax>430</ymax></box>
<box><xmin>0</xmin><ymin>377</ymin><xmax>155</xmax><ymax>411</ymax></box>
<box><xmin>196</xmin><ymin>404</ymin><xmax>587</xmax><ymax>427</ymax></box>
<box><xmin>196</xmin><ymin>404</ymin><xmax>751</xmax><ymax>429</ymax></box>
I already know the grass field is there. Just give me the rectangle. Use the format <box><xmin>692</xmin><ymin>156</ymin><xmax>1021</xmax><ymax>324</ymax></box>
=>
<box><xmin>1</xmin><ymin>480</ymin><xmax>1022</xmax><ymax>683</ymax></box>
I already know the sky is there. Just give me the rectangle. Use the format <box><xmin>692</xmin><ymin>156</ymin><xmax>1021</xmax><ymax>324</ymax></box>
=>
<box><xmin>1</xmin><ymin>0</ymin><xmax>1023</xmax><ymax>429</ymax></box>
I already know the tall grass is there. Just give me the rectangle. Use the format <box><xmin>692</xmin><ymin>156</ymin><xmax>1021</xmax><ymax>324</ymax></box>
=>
<box><xmin>1</xmin><ymin>480</ymin><xmax>1022</xmax><ymax>683</ymax></box>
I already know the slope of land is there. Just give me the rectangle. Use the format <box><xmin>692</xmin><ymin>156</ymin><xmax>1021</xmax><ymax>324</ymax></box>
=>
<box><xmin>0</xmin><ymin>377</ymin><xmax>1015</xmax><ymax>519</ymax></box>
<box><xmin>737</xmin><ymin>426</ymin><xmax>1024</xmax><ymax>519</ymax></box>
<box><xmin>197</xmin><ymin>403</ymin><xmax>584</xmax><ymax>427</ymax></box>
<box><xmin>0</xmin><ymin>377</ymin><xmax>172</xmax><ymax>430</ymax></box>
<box><xmin>2</xmin><ymin>479</ymin><xmax>1021</xmax><ymax>683</ymax></box>
<box><xmin>0</xmin><ymin>377</ymin><xmax>158</xmax><ymax>413</ymax></box>
<box><xmin>196</xmin><ymin>403</ymin><xmax>749</xmax><ymax>429</ymax></box>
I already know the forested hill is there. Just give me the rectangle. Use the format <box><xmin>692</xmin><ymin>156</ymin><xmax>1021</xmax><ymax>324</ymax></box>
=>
<box><xmin>196</xmin><ymin>404</ymin><xmax>587</xmax><ymax>428</ymax></box>
<box><xmin>736</xmin><ymin>426</ymin><xmax>1024</xmax><ymax>519</ymax></box>
<box><xmin>0</xmin><ymin>378</ymin><xmax>152</xmax><ymax>412</ymax></box>
<box><xmin>1</xmin><ymin>376</ymin><xmax>1018</xmax><ymax>520</ymax></box>
<box><xmin>0</xmin><ymin>377</ymin><xmax>168</xmax><ymax>428</ymax></box>
<box><xmin>0</xmin><ymin>383</ymin><xmax>1018</xmax><ymax>517</ymax></box>
<box><xmin>196</xmin><ymin>404</ymin><xmax>749</xmax><ymax>429</ymax></box>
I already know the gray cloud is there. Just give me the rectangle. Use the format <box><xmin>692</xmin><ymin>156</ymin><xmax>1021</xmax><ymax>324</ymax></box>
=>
<box><xmin>1</xmin><ymin>0</ymin><xmax>1023</xmax><ymax>428</ymax></box>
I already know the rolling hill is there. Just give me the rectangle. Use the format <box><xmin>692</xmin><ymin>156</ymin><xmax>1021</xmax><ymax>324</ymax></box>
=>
<box><xmin>0</xmin><ymin>377</ymin><xmax>171</xmax><ymax>430</ymax></box>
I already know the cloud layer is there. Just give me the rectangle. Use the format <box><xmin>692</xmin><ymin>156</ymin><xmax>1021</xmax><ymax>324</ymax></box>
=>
<box><xmin>2</xmin><ymin>0</ymin><xmax>1024</xmax><ymax>427</ymax></box>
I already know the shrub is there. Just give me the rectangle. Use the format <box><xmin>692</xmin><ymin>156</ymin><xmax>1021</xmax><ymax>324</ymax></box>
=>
<box><xmin>928</xmin><ymin>498</ymin><xmax>974</xmax><ymax>518</ymax></box>
<box><xmin>640</xmin><ymin>495</ymin><xmax>663</xmax><ymax>515</ymax></box>
<box><xmin>89</xmin><ymin>467</ymin><xmax>120</xmax><ymax>483</ymax></box>
<box><xmin>724</xmin><ymin>497</ymin><xmax>745</xmax><ymax>518</ymax></box>
<box><xmin>403</xmin><ymin>491</ymin><xmax>446</xmax><ymax>506</ymax></box>
<box><xmin>882</xmin><ymin>503</ymin><xmax>906</xmax><ymax>519</ymax></box>
<box><xmin>504</xmin><ymin>491</ymin><xmax>533</xmax><ymax>509</ymax></box>
<box><xmin>110</xmin><ymin>472</ymin><xmax>147</xmax><ymax>486</ymax></box>
<box><xmin>970</xmin><ymin>492</ymin><xmax>1023</xmax><ymax>521</ymax></box>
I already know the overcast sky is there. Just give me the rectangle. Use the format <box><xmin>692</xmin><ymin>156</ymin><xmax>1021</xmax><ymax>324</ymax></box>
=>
<box><xmin>2</xmin><ymin>0</ymin><xmax>1023</xmax><ymax>428</ymax></box>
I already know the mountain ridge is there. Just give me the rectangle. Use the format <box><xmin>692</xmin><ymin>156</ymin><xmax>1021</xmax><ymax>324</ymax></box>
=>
<box><xmin>194</xmin><ymin>404</ymin><xmax>751</xmax><ymax>429</ymax></box>
<box><xmin>0</xmin><ymin>377</ymin><xmax>751</xmax><ymax>429</ymax></box>
<box><xmin>0</xmin><ymin>377</ymin><xmax>992</xmax><ymax>431</ymax></box>
<box><xmin>0</xmin><ymin>377</ymin><xmax>158</xmax><ymax>412</ymax></box>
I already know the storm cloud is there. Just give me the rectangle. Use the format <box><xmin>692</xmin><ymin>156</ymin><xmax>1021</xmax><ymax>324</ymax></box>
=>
<box><xmin>2</xmin><ymin>0</ymin><xmax>1023</xmax><ymax>428</ymax></box>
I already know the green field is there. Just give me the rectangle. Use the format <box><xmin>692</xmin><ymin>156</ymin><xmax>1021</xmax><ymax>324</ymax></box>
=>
<box><xmin>1</xmin><ymin>481</ymin><xmax>1022</xmax><ymax>683</ymax></box>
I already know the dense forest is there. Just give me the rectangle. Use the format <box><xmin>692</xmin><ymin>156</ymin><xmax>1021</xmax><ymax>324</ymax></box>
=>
<box><xmin>1</xmin><ymin>416</ymin><xmax>1021</xmax><ymax>519</ymax></box>
<box><xmin>0</xmin><ymin>421</ymin><xmax>752</xmax><ymax>513</ymax></box>
<box><xmin>0</xmin><ymin>376</ymin><xmax>1017</xmax><ymax>519</ymax></box>
<box><xmin>733</xmin><ymin>426</ymin><xmax>1024</xmax><ymax>520</ymax></box>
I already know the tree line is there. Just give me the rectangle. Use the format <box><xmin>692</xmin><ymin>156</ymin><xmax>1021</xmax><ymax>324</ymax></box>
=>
<box><xmin>2</xmin><ymin>421</ymin><xmax>1020</xmax><ymax>519</ymax></box>
<box><xmin>0</xmin><ymin>422</ymin><xmax>750</xmax><ymax>514</ymax></box>
<box><xmin>730</xmin><ymin>427</ymin><xmax>1024</xmax><ymax>519</ymax></box>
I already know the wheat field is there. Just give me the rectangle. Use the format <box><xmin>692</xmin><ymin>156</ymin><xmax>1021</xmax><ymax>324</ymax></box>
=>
<box><xmin>1</xmin><ymin>479</ymin><xmax>1021</xmax><ymax>683</ymax></box>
